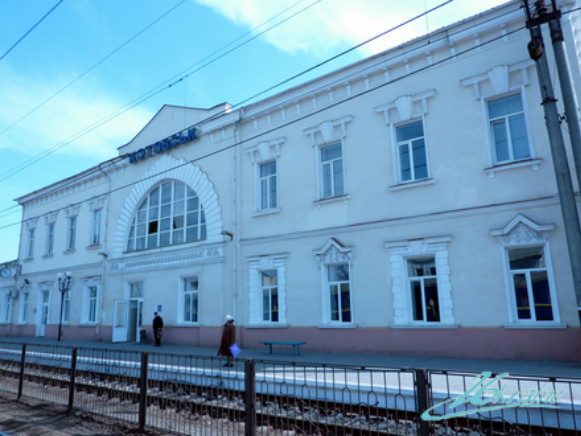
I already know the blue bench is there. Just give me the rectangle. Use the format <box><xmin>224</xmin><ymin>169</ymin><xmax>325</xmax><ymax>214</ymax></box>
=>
<box><xmin>259</xmin><ymin>340</ymin><xmax>306</xmax><ymax>355</ymax></box>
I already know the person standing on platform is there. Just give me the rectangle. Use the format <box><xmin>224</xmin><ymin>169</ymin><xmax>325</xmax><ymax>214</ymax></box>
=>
<box><xmin>218</xmin><ymin>315</ymin><xmax>235</xmax><ymax>366</ymax></box>
<box><xmin>153</xmin><ymin>312</ymin><xmax>164</xmax><ymax>346</ymax></box>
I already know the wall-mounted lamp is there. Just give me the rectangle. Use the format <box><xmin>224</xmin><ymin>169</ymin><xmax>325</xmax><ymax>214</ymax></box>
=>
<box><xmin>97</xmin><ymin>251</ymin><xmax>108</xmax><ymax>258</ymax></box>
<box><xmin>221</xmin><ymin>230</ymin><xmax>234</xmax><ymax>240</ymax></box>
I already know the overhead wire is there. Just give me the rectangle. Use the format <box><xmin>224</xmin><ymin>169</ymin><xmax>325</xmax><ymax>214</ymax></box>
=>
<box><xmin>0</xmin><ymin>0</ymin><xmax>64</xmax><ymax>61</ymax></box>
<box><xmin>0</xmin><ymin>2</ymin><xmax>528</xmax><ymax>232</ymax></box>
<box><xmin>0</xmin><ymin>0</ymin><xmax>322</xmax><ymax>183</ymax></box>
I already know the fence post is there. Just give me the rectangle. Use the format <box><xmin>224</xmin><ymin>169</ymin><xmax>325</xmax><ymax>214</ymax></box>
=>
<box><xmin>415</xmin><ymin>369</ymin><xmax>430</xmax><ymax>436</ymax></box>
<box><xmin>245</xmin><ymin>359</ymin><xmax>256</xmax><ymax>436</ymax></box>
<box><xmin>138</xmin><ymin>352</ymin><xmax>149</xmax><ymax>432</ymax></box>
<box><xmin>16</xmin><ymin>343</ymin><xmax>26</xmax><ymax>401</ymax></box>
<box><xmin>67</xmin><ymin>347</ymin><xmax>78</xmax><ymax>413</ymax></box>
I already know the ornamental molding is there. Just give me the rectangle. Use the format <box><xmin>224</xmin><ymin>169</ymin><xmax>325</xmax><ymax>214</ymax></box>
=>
<box><xmin>111</xmin><ymin>245</ymin><xmax>225</xmax><ymax>272</ymax></box>
<box><xmin>374</xmin><ymin>90</ymin><xmax>436</xmax><ymax>125</ymax></box>
<box><xmin>247</xmin><ymin>253</ymin><xmax>288</xmax><ymax>270</ymax></box>
<box><xmin>304</xmin><ymin>116</ymin><xmax>354</xmax><ymax>146</ymax></box>
<box><xmin>490</xmin><ymin>214</ymin><xmax>554</xmax><ymax>246</ymax></box>
<box><xmin>25</xmin><ymin>218</ymin><xmax>38</xmax><ymax>230</ymax></box>
<box><xmin>65</xmin><ymin>204</ymin><xmax>81</xmax><ymax>218</ymax></box>
<box><xmin>314</xmin><ymin>238</ymin><xmax>352</xmax><ymax>266</ymax></box>
<box><xmin>245</xmin><ymin>137</ymin><xmax>286</xmax><ymax>164</ymax></box>
<box><xmin>89</xmin><ymin>196</ymin><xmax>106</xmax><ymax>211</ymax></box>
<box><xmin>43</xmin><ymin>212</ymin><xmax>58</xmax><ymax>224</ymax></box>
<box><xmin>460</xmin><ymin>60</ymin><xmax>534</xmax><ymax>99</ymax></box>
<box><xmin>112</xmin><ymin>154</ymin><xmax>224</xmax><ymax>257</ymax></box>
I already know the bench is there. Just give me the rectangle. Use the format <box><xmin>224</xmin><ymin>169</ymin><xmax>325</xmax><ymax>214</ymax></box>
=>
<box><xmin>259</xmin><ymin>340</ymin><xmax>306</xmax><ymax>356</ymax></box>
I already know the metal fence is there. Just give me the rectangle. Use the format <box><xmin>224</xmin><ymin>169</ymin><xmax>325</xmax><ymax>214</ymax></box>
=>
<box><xmin>0</xmin><ymin>342</ymin><xmax>579</xmax><ymax>435</ymax></box>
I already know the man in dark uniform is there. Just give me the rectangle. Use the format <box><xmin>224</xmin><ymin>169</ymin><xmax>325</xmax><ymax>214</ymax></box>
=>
<box><xmin>153</xmin><ymin>312</ymin><xmax>164</xmax><ymax>346</ymax></box>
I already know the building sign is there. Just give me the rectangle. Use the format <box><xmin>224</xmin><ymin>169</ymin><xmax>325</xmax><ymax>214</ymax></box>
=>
<box><xmin>128</xmin><ymin>127</ymin><xmax>198</xmax><ymax>164</ymax></box>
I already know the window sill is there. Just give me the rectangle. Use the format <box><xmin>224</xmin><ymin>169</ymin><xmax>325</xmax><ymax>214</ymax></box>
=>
<box><xmin>252</xmin><ymin>208</ymin><xmax>281</xmax><ymax>218</ymax></box>
<box><xmin>178</xmin><ymin>323</ymin><xmax>200</xmax><ymax>327</ymax></box>
<box><xmin>391</xmin><ymin>324</ymin><xmax>459</xmax><ymax>329</ymax></box>
<box><xmin>79</xmin><ymin>322</ymin><xmax>98</xmax><ymax>326</ymax></box>
<box><xmin>504</xmin><ymin>323</ymin><xmax>567</xmax><ymax>329</ymax></box>
<box><xmin>484</xmin><ymin>158</ymin><xmax>543</xmax><ymax>177</ymax></box>
<box><xmin>23</xmin><ymin>257</ymin><xmax>33</xmax><ymax>262</ymax></box>
<box><xmin>63</xmin><ymin>249</ymin><xmax>76</xmax><ymax>255</ymax></box>
<box><xmin>314</xmin><ymin>194</ymin><xmax>350</xmax><ymax>206</ymax></box>
<box><xmin>42</xmin><ymin>254</ymin><xmax>54</xmax><ymax>259</ymax></box>
<box><xmin>389</xmin><ymin>178</ymin><xmax>435</xmax><ymax>192</ymax></box>
<box><xmin>86</xmin><ymin>244</ymin><xmax>102</xmax><ymax>250</ymax></box>
<box><xmin>246</xmin><ymin>323</ymin><xmax>288</xmax><ymax>329</ymax></box>
<box><xmin>317</xmin><ymin>323</ymin><xmax>357</xmax><ymax>329</ymax></box>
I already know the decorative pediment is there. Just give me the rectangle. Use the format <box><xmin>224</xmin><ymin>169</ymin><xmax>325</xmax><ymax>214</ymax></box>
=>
<box><xmin>43</xmin><ymin>212</ymin><xmax>58</xmax><ymax>224</ymax></box>
<box><xmin>490</xmin><ymin>214</ymin><xmax>554</xmax><ymax>245</ymax></box>
<box><xmin>245</xmin><ymin>137</ymin><xmax>286</xmax><ymax>164</ymax></box>
<box><xmin>304</xmin><ymin>116</ymin><xmax>353</xmax><ymax>146</ymax></box>
<box><xmin>89</xmin><ymin>196</ymin><xmax>106</xmax><ymax>211</ymax></box>
<box><xmin>25</xmin><ymin>218</ymin><xmax>38</xmax><ymax>230</ymax></box>
<box><xmin>65</xmin><ymin>204</ymin><xmax>80</xmax><ymax>218</ymax></box>
<box><xmin>314</xmin><ymin>238</ymin><xmax>351</xmax><ymax>266</ymax></box>
<box><xmin>461</xmin><ymin>60</ymin><xmax>534</xmax><ymax>99</ymax></box>
<box><xmin>374</xmin><ymin>90</ymin><xmax>436</xmax><ymax>125</ymax></box>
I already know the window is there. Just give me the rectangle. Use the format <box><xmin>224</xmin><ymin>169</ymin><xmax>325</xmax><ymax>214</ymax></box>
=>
<box><xmin>127</xmin><ymin>180</ymin><xmax>206</xmax><ymax>251</ymax></box>
<box><xmin>130</xmin><ymin>282</ymin><xmax>143</xmax><ymax>298</ymax></box>
<box><xmin>408</xmin><ymin>258</ymin><xmax>440</xmax><ymax>322</ymax></box>
<box><xmin>67</xmin><ymin>216</ymin><xmax>76</xmax><ymax>250</ymax></box>
<box><xmin>19</xmin><ymin>291</ymin><xmax>29</xmax><ymax>324</ymax></box>
<box><xmin>327</xmin><ymin>264</ymin><xmax>351</xmax><ymax>323</ymax></box>
<box><xmin>0</xmin><ymin>289</ymin><xmax>12</xmax><ymax>323</ymax></box>
<box><xmin>509</xmin><ymin>246</ymin><xmax>554</xmax><ymax>321</ymax></box>
<box><xmin>261</xmin><ymin>270</ymin><xmax>279</xmax><ymax>322</ymax></box>
<box><xmin>82</xmin><ymin>280</ymin><xmax>100</xmax><ymax>324</ymax></box>
<box><xmin>27</xmin><ymin>229</ymin><xmax>35</xmax><ymax>258</ymax></box>
<box><xmin>259</xmin><ymin>161</ymin><xmax>277</xmax><ymax>210</ymax></box>
<box><xmin>46</xmin><ymin>223</ymin><xmax>55</xmax><ymax>255</ymax></box>
<box><xmin>62</xmin><ymin>290</ymin><xmax>71</xmax><ymax>323</ymax></box>
<box><xmin>321</xmin><ymin>142</ymin><xmax>345</xmax><ymax>198</ymax></box>
<box><xmin>91</xmin><ymin>210</ymin><xmax>102</xmax><ymax>245</ymax></box>
<box><xmin>396</xmin><ymin>120</ymin><xmax>428</xmax><ymax>182</ymax></box>
<box><xmin>488</xmin><ymin>94</ymin><xmax>530</xmax><ymax>164</ymax></box>
<box><xmin>87</xmin><ymin>286</ymin><xmax>98</xmax><ymax>323</ymax></box>
<box><xmin>182</xmin><ymin>277</ymin><xmax>199</xmax><ymax>323</ymax></box>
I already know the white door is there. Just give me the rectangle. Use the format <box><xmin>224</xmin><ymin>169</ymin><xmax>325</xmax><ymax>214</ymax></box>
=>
<box><xmin>35</xmin><ymin>290</ymin><xmax>50</xmax><ymax>337</ymax></box>
<box><xmin>112</xmin><ymin>300</ymin><xmax>129</xmax><ymax>343</ymax></box>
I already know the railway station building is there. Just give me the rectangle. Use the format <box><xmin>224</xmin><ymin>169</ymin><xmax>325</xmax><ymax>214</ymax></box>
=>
<box><xmin>1</xmin><ymin>0</ymin><xmax>581</xmax><ymax>360</ymax></box>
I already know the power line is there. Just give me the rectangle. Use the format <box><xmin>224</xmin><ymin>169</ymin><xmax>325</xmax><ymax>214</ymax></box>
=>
<box><xmin>0</xmin><ymin>0</ymin><xmax>321</xmax><ymax>183</ymax></box>
<box><xmin>0</xmin><ymin>0</ymin><xmax>64</xmax><ymax>61</ymax></box>
<box><xmin>0</xmin><ymin>9</ymin><xmax>526</xmax><ymax>231</ymax></box>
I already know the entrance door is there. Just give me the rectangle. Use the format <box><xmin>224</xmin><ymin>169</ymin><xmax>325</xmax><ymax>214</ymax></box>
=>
<box><xmin>112</xmin><ymin>300</ymin><xmax>129</xmax><ymax>343</ymax></box>
<box><xmin>127</xmin><ymin>299</ymin><xmax>143</xmax><ymax>342</ymax></box>
<box><xmin>35</xmin><ymin>290</ymin><xmax>50</xmax><ymax>337</ymax></box>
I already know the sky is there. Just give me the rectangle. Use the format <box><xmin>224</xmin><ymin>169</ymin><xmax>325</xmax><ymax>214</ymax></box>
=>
<box><xmin>0</xmin><ymin>0</ymin><xmax>511</xmax><ymax>263</ymax></box>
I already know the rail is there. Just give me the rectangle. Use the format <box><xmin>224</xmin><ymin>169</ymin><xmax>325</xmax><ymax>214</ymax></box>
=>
<box><xmin>0</xmin><ymin>341</ymin><xmax>579</xmax><ymax>436</ymax></box>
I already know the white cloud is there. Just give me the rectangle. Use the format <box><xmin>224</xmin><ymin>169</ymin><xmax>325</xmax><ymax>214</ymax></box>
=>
<box><xmin>195</xmin><ymin>0</ymin><xmax>511</xmax><ymax>56</ymax></box>
<box><xmin>0</xmin><ymin>65</ymin><xmax>152</xmax><ymax>160</ymax></box>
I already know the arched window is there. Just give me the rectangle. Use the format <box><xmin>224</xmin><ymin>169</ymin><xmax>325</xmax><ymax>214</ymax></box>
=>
<box><xmin>127</xmin><ymin>180</ymin><xmax>206</xmax><ymax>251</ymax></box>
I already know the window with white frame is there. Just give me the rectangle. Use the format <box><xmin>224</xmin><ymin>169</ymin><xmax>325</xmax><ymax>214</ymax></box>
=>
<box><xmin>127</xmin><ymin>180</ymin><xmax>206</xmax><ymax>251</ymax></box>
<box><xmin>408</xmin><ymin>257</ymin><xmax>440</xmax><ymax>322</ymax></box>
<box><xmin>0</xmin><ymin>289</ymin><xmax>12</xmax><ymax>323</ymax></box>
<box><xmin>491</xmin><ymin>215</ymin><xmax>559</xmax><ymax>325</ymax></box>
<box><xmin>327</xmin><ymin>263</ymin><xmax>351</xmax><ymax>323</ymax></box>
<box><xmin>261</xmin><ymin>270</ymin><xmax>279</xmax><ymax>322</ymax></box>
<box><xmin>19</xmin><ymin>291</ymin><xmax>29</xmax><ymax>324</ymax></box>
<box><xmin>130</xmin><ymin>282</ymin><xmax>143</xmax><ymax>298</ymax></box>
<box><xmin>315</xmin><ymin>239</ymin><xmax>353</xmax><ymax>325</ymax></box>
<box><xmin>182</xmin><ymin>276</ymin><xmax>199</xmax><ymax>323</ymax></box>
<box><xmin>46</xmin><ymin>222</ymin><xmax>55</xmax><ymax>255</ymax></box>
<box><xmin>67</xmin><ymin>216</ymin><xmax>77</xmax><ymax>250</ymax></box>
<box><xmin>508</xmin><ymin>246</ymin><xmax>554</xmax><ymax>321</ymax></box>
<box><xmin>61</xmin><ymin>290</ymin><xmax>71</xmax><ymax>323</ymax></box>
<box><xmin>320</xmin><ymin>142</ymin><xmax>345</xmax><ymax>198</ymax></box>
<box><xmin>259</xmin><ymin>161</ymin><xmax>277</xmax><ymax>210</ymax></box>
<box><xmin>488</xmin><ymin>94</ymin><xmax>531</xmax><ymax>164</ymax></box>
<box><xmin>82</xmin><ymin>279</ymin><xmax>100</xmax><ymax>324</ymax></box>
<box><xmin>385</xmin><ymin>236</ymin><xmax>455</xmax><ymax>326</ymax></box>
<box><xmin>396</xmin><ymin>120</ymin><xmax>428</xmax><ymax>182</ymax></box>
<box><xmin>248</xmin><ymin>254</ymin><xmax>287</xmax><ymax>325</ymax></box>
<box><xmin>27</xmin><ymin>228</ymin><xmax>35</xmax><ymax>259</ymax></box>
<box><xmin>91</xmin><ymin>209</ymin><xmax>102</xmax><ymax>246</ymax></box>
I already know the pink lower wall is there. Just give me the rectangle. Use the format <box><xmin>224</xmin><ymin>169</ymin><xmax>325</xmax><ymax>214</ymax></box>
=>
<box><xmin>2</xmin><ymin>325</ymin><xmax>579</xmax><ymax>361</ymax></box>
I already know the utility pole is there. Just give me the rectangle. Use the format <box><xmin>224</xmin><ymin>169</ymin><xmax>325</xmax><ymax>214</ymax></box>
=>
<box><xmin>523</xmin><ymin>0</ymin><xmax>581</xmax><ymax>320</ymax></box>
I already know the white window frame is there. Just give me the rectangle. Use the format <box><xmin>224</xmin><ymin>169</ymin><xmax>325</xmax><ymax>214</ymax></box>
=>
<box><xmin>258</xmin><ymin>160</ymin><xmax>277</xmax><ymax>211</ymax></box>
<box><xmin>486</xmin><ymin>93</ymin><xmax>532</xmax><ymax>165</ymax></box>
<box><xmin>81</xmin><ymin>278</ymin><xmax>100</xmax><ymax>324</ymax></box>
<box><xmin>91</xmin><ymin>209</ymin><xmax>102</xmax><ymax>246</ymax></box>
<box><xmin>61</xmin><ymin>289</ymin><xmax>71</xmax><ymax>324</ymax></box>
<box><xmin>67</xmin><ymin>216</ymin><xmax>77</xmax><ymax>251</ymax></box>
<box><xmin>394</xmin><ymin>118</ymin><xmax>430</xmax><ymax>183</ymax></box>
<box><xmin>179</xmin><ymin>275</ymin><xmax>200</xmax><ymax>325</ymax></box>
<box><xmin>46</xmin><ymin>222</ymin><xmax>55</xmax><ymax>255</ymax></box>
<box><xmin>0</xmin><ymin>288</ymin><xmax>12</xmax><ymax>323</ymax></box>
<box><xmin>18</xmin><ymin>290</ymin><xmax>29</xmax><ymax>324</ymax></box>
<box><xmin>314</xmin><ymin>239</ymin><xmax>354</xmax><ymax>326</ymax></box>
<box><xmin>27</xmin><ymin>228</ymin><xmax>35</xmax><ymax>259</ymax></box>
<box><xmin>260</xmin><ymin>270</ymin><xmax>279</xmax><ymax>323</ymax></box>
<box><xmin>325</xmin><ymin>263</ymin><xmax>352</xmax><ymax>324</ymax></box>
<box><xmin>385</xmin><ymin>236</ymin><xmax>455</xmax><ymax>326</ymax></box>
<box><xmin>407</xmin><ymin>257</ymin><xmax>440</xmax><ymax>322</ymax></box>
<box><xmin>491</xmin><ymin>215</ymin><xmax>561</xmax><ymax>326</ymax></box>
<box><xmin>319</xmin><ymin>141</ymin><xmax>346</xmax><ymax>199</ymax></box>
<box><xmin>247</xmin><ymin>254</ymin><xmax>287</xmax><ymax>326</ymax></box>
